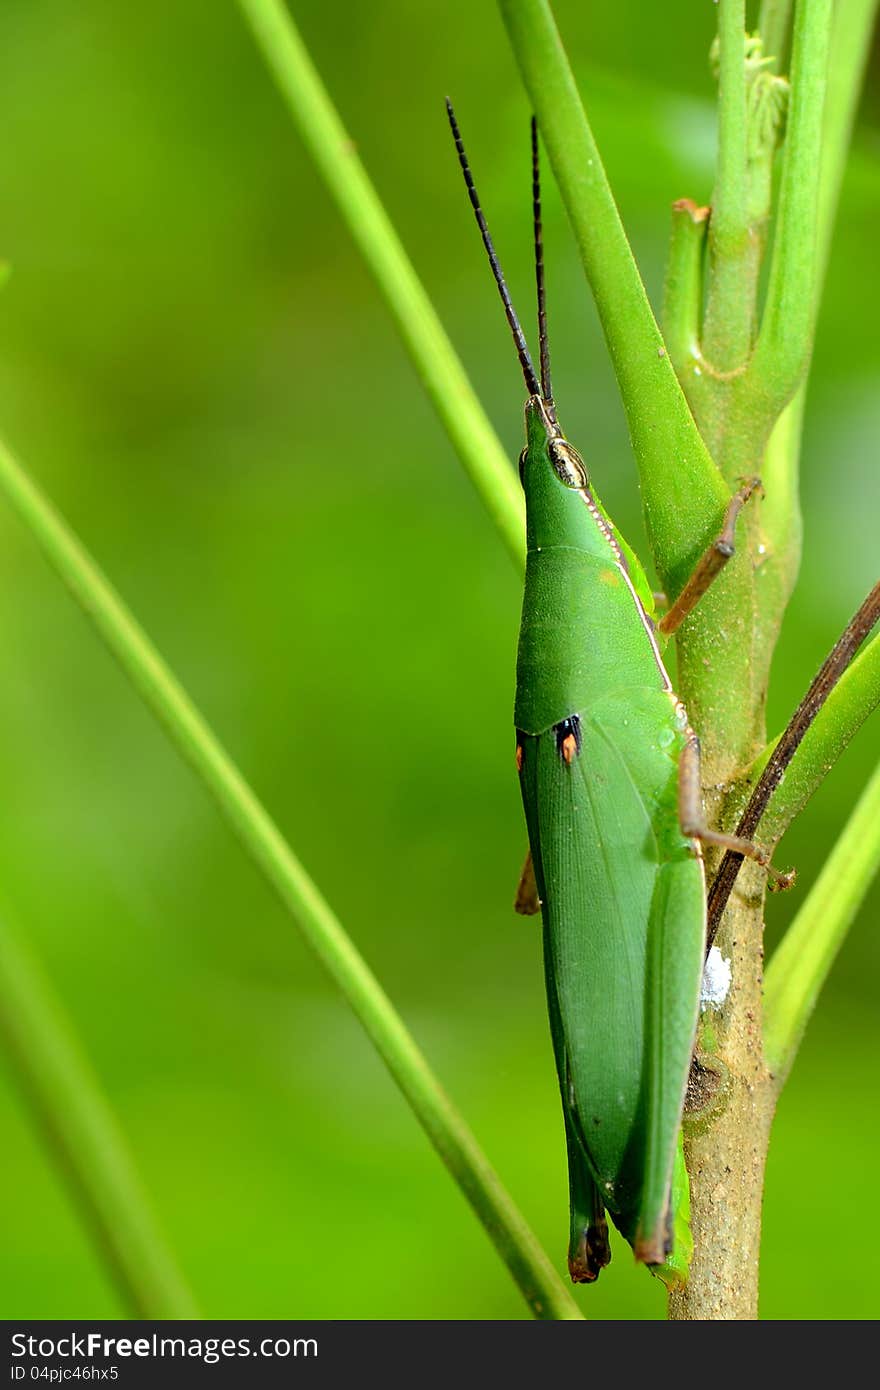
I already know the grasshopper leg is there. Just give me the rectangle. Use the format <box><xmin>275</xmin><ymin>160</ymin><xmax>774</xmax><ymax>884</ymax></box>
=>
<box><xmin>513</xmin><ymin>849</ymin><xmax>541</xmax><ymax>915</ymax></box>
<box><xmin>705</xmin><ymin>579</ymin><xmax>880</xmax><ymax>946</ymax></box>
<box><xmin>678</xmin><ymin>732</ymin><xmax>794</xmax><ymax>890</ymax></box>
<box><xmin>658</xmin><ymin>478</ymin><xmax>761</xmax><ymax>637</ymax></box>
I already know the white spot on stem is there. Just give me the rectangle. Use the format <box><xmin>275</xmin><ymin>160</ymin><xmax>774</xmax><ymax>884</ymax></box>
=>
<box><xmin>701</xmin><ymin>947</ymin><xmax>732</xmax><ymax>1009</ymax></box>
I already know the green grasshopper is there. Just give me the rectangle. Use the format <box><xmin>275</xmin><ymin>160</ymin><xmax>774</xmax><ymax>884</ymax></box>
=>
<box><xmin>447</xmin><ymin>103</ymin><xmax>782</xmax><ymax>1284</ymax></box>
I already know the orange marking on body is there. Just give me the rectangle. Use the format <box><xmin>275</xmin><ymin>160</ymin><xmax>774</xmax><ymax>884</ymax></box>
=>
<box><xmin>561</xmin><ymin>734</ymin><xmax>579</xmax><ymax>765</ymax></box>
<box><xmin>515</xmin><ymin>744</ymin><xmax>523</xmax><ymax>773</ymax></box>
<box><xmin>598</xmin><ymin>567</ymin><xmax>620</xmax><ymax>587</ymax></box>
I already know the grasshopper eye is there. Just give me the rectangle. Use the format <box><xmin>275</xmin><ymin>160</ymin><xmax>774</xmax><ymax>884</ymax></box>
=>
<box><xmin>518</xmin><ymin>447</ymin><xmax>528</xmax><ymax>482</ymax></box>
<box><xmin>548</xmin><ymin>438</ymin><xmax>589</xmax><ymax>490</ymax></box>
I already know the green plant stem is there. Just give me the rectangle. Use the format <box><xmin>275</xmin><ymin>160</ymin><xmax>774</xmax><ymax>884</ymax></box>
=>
<box><xmin>0</xmin><ymin>914</ymin><xmax>199</xmax><ymax>1318</ymax></box>
<box><xmin>702</xmin><ymin>0</ymin><xmax>753</xmax><ymax>371</ymax></box>
<box><xmin>763</xmin><ymin>759</ymin><xmax>880</xmax><ymax>1085</ymax></box>
<box><xmin>758</xmin><ymin>0</ymin><xmax>794</xmax><ymax>72</ymax></box>
<box><xmin>707</xmin><ymin>600</ymin><xmax>880</xmax><ymax>944</ymax></box>
<box><xmin>741</xmin><ymin>0</ymin><xmax>832</xmax><ymax>418</ymax></box>
<box><xmin>663</xmin><ymin>200</ymin><xmax>708</xmax><ymax>384</ymax></box>
<box><xmin>698</xmin><ymin>0</ymin><xmax>831</xmax><ymax>494</ymax></box>
<box><xmin>758</xmin><ymin>0</ymin><xmax>878</xmax><ymax>677</ymax></box>
<box><xmin>711</xmin><ymin>2</ymin><xmax>748</xmax><ymax>253</ymax></box>
<box><xmin>497</xmin><ymin>0</ymin><xmax>727</xmax><ymax>592</ymax></box>
<box><xmin>0</xmin><ymin>435</ymin><xmax>581</xmax><ymax>1322</ymax></box>
<box><xmin>235</xmin><ymin>0</ymin><xmax>525</xmax><ymax>570</ymax></box>
<box><xmin>687</xmin><ymin>0</ymin><xmax>832</xmax><ymax>767</ymax></box>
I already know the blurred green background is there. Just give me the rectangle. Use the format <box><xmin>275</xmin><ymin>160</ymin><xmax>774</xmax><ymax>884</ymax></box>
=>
<box><xmin>0</xmin><ymin>0</ymin><xmax>877</xmax><ymax>1320</ymax></box>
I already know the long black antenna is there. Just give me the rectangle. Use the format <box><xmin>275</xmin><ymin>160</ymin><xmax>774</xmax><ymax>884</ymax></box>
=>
<box><xmin>531</xmin><ymin>117</ymin><xmax>555</xmax><ymax>422</ymax></box>
<box><xmin>445</xmin><ymin>98</ymin><xmax>541</xmax><ymax>400</ymax></box>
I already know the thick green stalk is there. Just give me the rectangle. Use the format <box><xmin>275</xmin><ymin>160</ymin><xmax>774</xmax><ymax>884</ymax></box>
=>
<box><xmin>235</xmin><ymin>0</ymin><xmax>525</xmax><ymax>569</ymax></box>
<box><xmin>763</xmin><ymin>759</ymin><xmax>880</xmax><ymax>1085</ymax></box>
<box><xmin>0</xmin><ymin>435</ymin><xmax>581</xmax><ymax>1322</ymax></box>
<box><xmin>702</xmin><ymin>1</ymin><xmax>754</xmax><ymax>371</ymax></box>
<box><xmin>691</xmin><ymin>0</ymin><xmax>830</xmax><ymax>497</ymax></box>
<box><xmin>676</xmin><ymin>0</ymin><xmax>833</xmax><ymax>777</ymax></box>
<box><xmin>0</xmin><ymin>914</ymin><xmax>198</xmax><ymax>1318</ymax></box>
<box><xmin>497</xmin><ymin>0</ymin><xmax>728</xmax><ymax>592</ymax></box>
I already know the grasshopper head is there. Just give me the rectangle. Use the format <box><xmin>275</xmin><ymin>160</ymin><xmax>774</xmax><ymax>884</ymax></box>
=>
<box><xmin>521</xmin><ymin>396</ymin><xmax>589</xmax><ymax>490</ymax></box>
<box><xmin>520</xmin><ymin>397</ymin><xmax>602</xmax><ymax>553</ymax></box>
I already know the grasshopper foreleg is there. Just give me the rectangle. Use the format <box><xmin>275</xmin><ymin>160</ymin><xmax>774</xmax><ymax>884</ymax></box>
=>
<box><xmin>658</xmin><ymin>478</ymin><xmax>761</xmax><ymax>636</ymax></box>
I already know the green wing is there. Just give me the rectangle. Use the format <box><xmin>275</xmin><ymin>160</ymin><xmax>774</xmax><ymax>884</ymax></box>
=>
<box><xmin>542</xmin><ymin>914</ymin><xmax>612</xmax><ymax>1282</ymax></box>
<box><xmin>518</xmin><ymin>687</ymin><xmax>704</xmax><ymax>1263</ymax></box>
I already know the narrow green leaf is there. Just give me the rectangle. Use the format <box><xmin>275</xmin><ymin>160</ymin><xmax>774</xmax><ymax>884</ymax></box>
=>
<box><xmin>742</xmin><ymin>0</ymin><xmax>832</xmax><ymax>415</ymax></box>
<box><xmin>0</xmin><ymin>913</ymin><xmax>199</xmax><ymax>1318</ymax></box>
<box><xmin>0</xmin><ymin>433</ymin><xmax>581</xmax><ymax>1322</ymax></box>
<box><xmin>746</xmin><ymin>630</ymin><xmax>880</xmax><ymax>849</ymax></box>
<box><xmin>764</xmin><ymin>758</ymin><xmax>880</xmax><ymax>1085</ymax></box>
<box><xmin>235</xmin><ymin>0</ymin><xmax>525</xmax><ymax>569</ymax></box>
<box><xmin>702</xmin><ymin>0</ymin><xmax>753</xmax><ymax>371</ymax></box>
<box><xmin>709</xmin><ymin>1</ymin><xmax>748</xmax><ymax>260</ymax></box>
<box><xmin>758</xmin><ymin>0</ymin><xmax>794</xmax><ymax>72</ymax></box>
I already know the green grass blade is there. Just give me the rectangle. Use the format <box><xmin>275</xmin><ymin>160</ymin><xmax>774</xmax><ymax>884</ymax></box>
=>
<box><xmin>744</xmin><ymin>628</ymin><xmax>880</xmax><ymax>848</ymax></box>
<box><xmin>497</xmin><ymin>0</ymin><xmax>728</xmax><ymax>589</ymax></box>
<box><xmin>0</xmin><ymin>912</ymin><xmax>199</xmax><ymax>1318</ymax></box>
<box><xmin>235</xmin><ymin>0</ymin><xmax>525</xmax><ymax>570</ymax></box>
<box><xmin>0</xmin><ymin>433</ymin><xmax>581</xmax><ymax>1322</ymax></box>
<box><xmin>764</xmin><ymin>758</ymin><xmax>880</xmax><ymax>1085</ymax></box>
